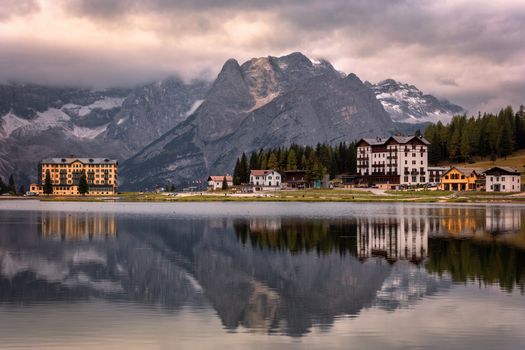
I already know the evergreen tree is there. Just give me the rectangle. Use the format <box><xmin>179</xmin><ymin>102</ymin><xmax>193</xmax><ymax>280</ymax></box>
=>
<box><xmin>233</xmin><ymin>158</ymin><xmax>242</xmax><ymax>185</ymax></box>
<box><xmin>19</xmin><ymin>185</ymin><xmax>26</xmax><ymax>195</ymax></box>
<box><xmin>78</xmin><ymin>172</ymin><xmax>89</xmax><ymax>196</ymax></box>
<box><xmin>0</xmin><ymin>177</ymin><xmax>5</xmax><ymax>195</ymax></box>
<box><xmin>43</xmin><ymin>170</ymin><xmax>53</xmax><ymax>195</ymax></box>
<box><xmin>240</xmin><ymin>153</ymin><xmax>249</xmax><ymax>183</ymax></box>
<box><xmin>286</xmin><ymin>149</ymin><xmax>297</xmax><ymax>170</ymax></box>
<box><xmin>267</xmin><ymin>152</ymin><xmax>279</xmax><ymax>170</ymax></box>
<box><xmin>222</xmin><ymin>176</ymin><xmax>229</xmax><ymax>190</ymax></box>
<box><xmin>498</xmin><ymin>117</ymin><xmax>514</xmax><ymax>159</ymax></box>
<box><xmin>7</xmin><ymin>175</ymin><xmax>15</xmax><ymax>194</ymax></box>
<box><xmin>249</xmin><ymin>152</ymin><xmax>259</xmax><ymax>170</ymax></box>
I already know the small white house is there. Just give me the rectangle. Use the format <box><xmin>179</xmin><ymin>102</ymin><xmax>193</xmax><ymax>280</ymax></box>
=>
<box><xmin>483</xmin><ymin>167</ymin><xmax>521</xmax><ymax>192</ymax></box>
<box><xmin>249</xmin><ymin>170</ymin><xmax>282</xmax><ymax>190</ymax></box>
<box><xmin>207</xmin><ymin>175</ymin><xmax>233</xmax><ymax>191</ymax></box>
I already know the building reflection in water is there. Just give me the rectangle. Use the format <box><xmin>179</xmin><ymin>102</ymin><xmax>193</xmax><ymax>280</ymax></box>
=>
<box><xmin>39</xmin><ymin>212</ymin><xmax>117</xmax><ymax>240</ymax></box>
<box><xmin>357</xmin><ymin>215</ymin><xmax>428</xmax><ymax>264</ymax></box>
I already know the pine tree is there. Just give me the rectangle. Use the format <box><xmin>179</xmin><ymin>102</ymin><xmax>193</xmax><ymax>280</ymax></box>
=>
<box><xmin>19</xmin><ymin>185</ymin><xmax>26</xmax><ymax>195</ymax></box>
<box><xmin>222</xmin><ymin>176</ymin><xmax>228</xmax><ymax>190</ymax></box>
<box><xmin>498</xmin><ymin>117</ymin><xmax>514</xmax><ymax>159</ymax></box>
<box><xmin>233</xmin><ymin>158</ymin><xmax>242</xmax><ymax>185</ymax></box>
<box><xmin>78</xmin><ymin>172</ymin><xmax>89</xmax><ymax>196</ymax></box>
<box><xmin>7</xmin><ymin>175</ymin><xmax>15</xmax><ymax>194</ymax></box>
<box><xmin>249</xmin><ymin>152</ymin><xmax>259</xmax><ymax>170</ymax></box>
<box><xmin>240</xmin><ymin>153</ymin><xmax>249</xmax><ymax>183</ymax></box>
<box><xmin>0</xmin><ymin>177</ymin><xmax>5</xmax><ymax>195</ymax></box>
<box><xmin>43</xmin><ymin>170</ymin><xmax>53</xmax><ymax>195</ymax></box>
<box><xmin>286</xmin><ymin>149</ymin><xmax>297</xmax><ymax>170</ymax></box>
<box><xmin>267</xmin><ymin>152</ymin><xmax>278</xmax><ymax>170</ymax></box>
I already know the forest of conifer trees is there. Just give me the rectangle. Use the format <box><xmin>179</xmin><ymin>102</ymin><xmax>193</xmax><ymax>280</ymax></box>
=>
<box><xmin>424</xmin><ymin>106</ymin><xmax>525</xmax><ymax>164</ymax></box>
<box><xmin>232</xmin><ymin>143</ymin><xmax>357</xmax><ymax>185</ymax></box>
<box><xmin>231</xmin><ymin>105</ymin><xmax>524</xmax><ymax>186</ymax></box>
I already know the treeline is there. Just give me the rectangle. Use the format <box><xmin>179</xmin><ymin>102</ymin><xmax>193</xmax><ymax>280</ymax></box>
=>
<box><xmin>424</xmin><ymin>106</ymin><xmax>525</xmax><ymax>164</ymax></box>
<box><xmin>0</xmin><ymin>175</ymin><xmax>23</xmax><ymax>195</ymax></box>
<box><xmin>232</xmin><ymin>142</ymin><xmax>357</xmax><ymax>185</ymax></box>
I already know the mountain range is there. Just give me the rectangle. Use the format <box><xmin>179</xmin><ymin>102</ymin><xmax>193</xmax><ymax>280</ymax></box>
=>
<box><xmin>0</xmin><ymin>52</ymin><xmax>464</xmax><ymax>189</ymax></box>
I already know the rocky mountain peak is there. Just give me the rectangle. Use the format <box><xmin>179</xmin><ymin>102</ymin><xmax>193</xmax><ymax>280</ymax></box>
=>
<box><xmin>370</xmin><ymin>78</ymin><xmax>465</xmax><ymax>124</ymax></box>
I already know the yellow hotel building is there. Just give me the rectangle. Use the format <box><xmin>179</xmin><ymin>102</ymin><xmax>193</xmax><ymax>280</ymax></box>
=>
<box><xmin>440</xmin><ymin>167</ymin><xmax>483</xmax><ymax>191</ymax></box>
<box><xmin>30</xmin><ymin>157</ymin><xmax>118</xmax><ymax>196</ymax></box>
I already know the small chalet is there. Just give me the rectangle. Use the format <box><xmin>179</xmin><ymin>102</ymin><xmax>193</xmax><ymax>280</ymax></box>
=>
<box><xmin>207</xmin><ymin>175</ymin><xmax>233</xmax><ymax>191</ymax></box>
<box><xmin>249</xmin><ymin>170</ymin><xmax>282</xmax><ymax>191</ymax></box>
<box><xmin>282</xmin><ymin>170</ymin><xmax>310</xmax><ymax>189</ymax></box>
<box><xmin>440</xmin><ymin>167</ymin><xmax>483</xmax><ymax>191</ymax></box>
<box><xmin>483</xmin><ymin>167</ymin><xmax>521</xmax><ymax>192</ymax></box>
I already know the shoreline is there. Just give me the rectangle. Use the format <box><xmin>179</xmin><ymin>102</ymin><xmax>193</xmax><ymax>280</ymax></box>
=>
<box><xmin>2</xmin><ymin>189</ymin><xmax>525</xmax><ymax>204</ymax></box>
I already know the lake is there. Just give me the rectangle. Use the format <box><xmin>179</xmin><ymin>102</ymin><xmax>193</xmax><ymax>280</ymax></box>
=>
<box><xmin>1</xmin><ymin>200</ymin><xmax>525</xmax><ymax>349</ymax></box>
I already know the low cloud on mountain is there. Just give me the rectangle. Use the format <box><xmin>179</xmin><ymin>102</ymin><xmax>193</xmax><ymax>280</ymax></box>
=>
<box><xmin>0</xmin><ymin>0</ymin><xmax>524</xmax><ymax>112</ymax></box>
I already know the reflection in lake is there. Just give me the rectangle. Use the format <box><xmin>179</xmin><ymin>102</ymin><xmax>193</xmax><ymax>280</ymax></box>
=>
<box><xmin>40</xmin><ymin>212</ymin><xmax>117</xmax><ymax>240</ymax></box>
<box><xmin>1</xmin><ymin>202</ymin><xmax>525</xmax><ymax>349</ymax></box>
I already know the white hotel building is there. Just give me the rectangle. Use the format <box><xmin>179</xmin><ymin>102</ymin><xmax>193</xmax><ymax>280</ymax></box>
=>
<box><xmin>356</xmin><ymin>135</ymin><xmax>430</xmax><ymax>189</ymax></box>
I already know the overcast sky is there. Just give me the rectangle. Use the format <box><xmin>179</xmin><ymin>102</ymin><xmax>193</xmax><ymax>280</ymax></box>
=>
<box><xmin>0</xmin><ymin>0</ymin><xmax>524</xmax><ymax>113</ymax></box>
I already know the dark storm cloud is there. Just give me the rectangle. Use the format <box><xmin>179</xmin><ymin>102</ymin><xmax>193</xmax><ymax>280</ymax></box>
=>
<box><xmin>0</xmin><ymin>0</ymin><xmax>524</xmax><ymax>112</ymax></box>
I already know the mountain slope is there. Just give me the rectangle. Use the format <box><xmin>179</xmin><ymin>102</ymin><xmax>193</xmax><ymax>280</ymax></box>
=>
<box><xmin>367</xmin><ymin>79</ymin><xmax>465</xmax><ymax>124</ymax></box>
<box><xmin>120</xmin><ymin>53</ymin><xmax>395</xmax><ymax>189</ymax></box>
<box><xmin>0</xmin><ymin>79</ymin><xmax>209</xmax><ymax>185</ymax></box>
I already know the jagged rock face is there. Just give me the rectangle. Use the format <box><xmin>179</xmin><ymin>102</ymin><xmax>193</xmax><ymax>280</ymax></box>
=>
<box><xmin>0</xmin><ymin>79</ymin><xmax>209</xmax><ymax>185</ymax></box>
<box><xmin>121</xmin><ymin>53</ymin><xmax>394</xmax><ymax>190</ymax></box>
<box><xmin>103</xmin><ymin>78</ymin><xmax>209</xmax><ymax>154</ymax></box>
<box><xmin>368</xmin><ymin>79</ymin><xmax>464</xmax><ymax>124</ymax></box>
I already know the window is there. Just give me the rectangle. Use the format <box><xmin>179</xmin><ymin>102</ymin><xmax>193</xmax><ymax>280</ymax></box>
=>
<box><xmin>404</xmin><ymin>176</ymin><xmax>409</xmax><ymax>182</ymax></box>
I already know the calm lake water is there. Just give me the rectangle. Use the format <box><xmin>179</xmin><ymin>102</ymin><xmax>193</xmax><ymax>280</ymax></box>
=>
<box><xmin>1</xmin><ymin>200</ymin><xmax>525</xmax><ymax>349</ymax></box>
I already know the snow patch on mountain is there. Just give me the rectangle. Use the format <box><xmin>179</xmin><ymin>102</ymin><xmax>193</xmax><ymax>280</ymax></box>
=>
<box><xmin>70</xmin><ymin>123</ymin><xmax>109</xmax><ymax>139</ymax></box>
<box><xmin>0</xmin><ymin>112</ymin><xmax>31</xmax><ymax>137</ymax></box>
<box><xmin>63</xmin><ymin>97</ymin><xmax>125</xmax><ymax>117</ymax></box>
<box><xmin>184</xmin><ymin>99</ymin><xmax>204</xmax><ymax>117</ymax></box>
<box><xmin>1</xmin><ymin>107</ymin><xmax>110</xmax><ymax>139</ymax></box>
<box><xmin>370</xmin><ymin>79</ymin><xmax>464</xmax><ymax>124</ymax></box>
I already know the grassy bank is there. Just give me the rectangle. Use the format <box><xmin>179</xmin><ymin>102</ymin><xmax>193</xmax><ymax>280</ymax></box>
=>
<box><xmin>9</xmin><ymin>188</ymin><xmax>523</xmax><ymax>203</ymax></box>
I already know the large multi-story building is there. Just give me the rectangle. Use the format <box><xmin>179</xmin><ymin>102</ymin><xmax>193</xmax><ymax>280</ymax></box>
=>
<box><xmin>30</xmin><ymin>157</ymin><xmax>118</xmax><ymax>195</ymax></box>
<box><xmin>356</xmin><ymin>135</ymin><xmax>430</xmax><ymax>189</ymax></box>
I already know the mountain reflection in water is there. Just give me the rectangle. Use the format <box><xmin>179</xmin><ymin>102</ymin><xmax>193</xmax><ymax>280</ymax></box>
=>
<box><xmin>0</xmin><ymin>204</ymin><xmax>524</xmax><ymax>338</ymax></box>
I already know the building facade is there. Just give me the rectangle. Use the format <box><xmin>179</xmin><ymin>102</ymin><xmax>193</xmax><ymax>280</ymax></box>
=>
<box><xmin>356</xmin><ymin>135</ymin><xmax>430</xmax><ymax>189</ymax></box>
<box><xmin>30</xmin><ymin>157</ymin><xmax>118</xmax><ymax>195</ymax></box>
<box><xmin>428</xmin><ymin>166</ymin><xmax>450</xmax><ymax>184</ymax></box>
<box><xmin>483</xmin><ymin>167</ymin><xmax>521</xmax><ymax>192</ymax></box>
<box><xmin>440</xmin><ymin>167</ymin><xmax>482</xmax><ymax>191</ymax></box>
<box><xmin>249</xmin><ymin>170</ymin><xmax>282</xmax><ymax>191</ymax></box>
<box><xmin>207</xmin><ymin>175</ymin><xmax>233</xmax><ymax>191</ymax></box>
<box><xmin>282</xmin><ymin>170</ymin><xmax>310</xmax><ymax>189</ymax></box>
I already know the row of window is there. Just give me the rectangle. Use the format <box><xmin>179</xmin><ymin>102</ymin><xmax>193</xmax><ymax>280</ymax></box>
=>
<box><xmin>43</xmin><ymin>163</ymin><xmax>115</xmax><ymax>168</ymax></box>
<box><xmin>488</xmin><ymin>176</ymin><xmax>519</xmax><ymax>182</ymax></box>
<box><xmin>252</xmin><ymin>176</ymin><xmax>281</xmax><ymax>180</ymax></box>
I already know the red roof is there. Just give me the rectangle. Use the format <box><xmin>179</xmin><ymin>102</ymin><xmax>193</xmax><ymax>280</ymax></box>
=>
<box><xmin>208</xmin><ymin>176</ymin><xmax>232</xmax><ymax>181</ymax></box>
<box><xmin>250</xmin><ymin>169</ymin><xmax>272</xmax><ymax>176</ymax></box>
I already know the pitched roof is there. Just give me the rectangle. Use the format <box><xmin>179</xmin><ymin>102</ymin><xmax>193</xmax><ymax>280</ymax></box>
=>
<box><xmin>41</xmin><ymin>158</ymin><xmax>118</xmax><ymax>165</ymax></box>
<box><xmin>444</xmin><ymin>166</ymin><xmax>484</xmax><ymax>177</ymax></box>
<box><xmin>208</xmin><ymin>175</ymin><xmax>233</xmax><ymax>181</ymax></box>
<box><xmin>250</xmin><ymin>169</ymin><xmax>279</xmax><ymax>176</ymax></box>
<box><xmin>357</xmin><ymin>135</ymin><xmax>430</xmax><ymax>146</ymax></box>
<box><xmin>483</xmin><ymin>166</ymin><xmax>520</xmax><ymax>175</ymax></box>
